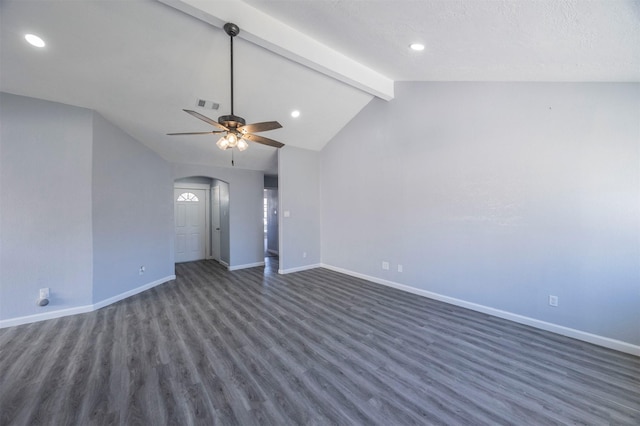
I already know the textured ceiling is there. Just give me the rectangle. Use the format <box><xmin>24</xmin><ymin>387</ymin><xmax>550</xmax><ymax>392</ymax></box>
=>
<box><xmin>1</xmin><ymin>0</ymin><xmax>638</xmax><ymax>173</ymax></box>
<box><xmin>243</xmin><ymin>0</ymin><xmax>640</xmax><ymax>82</ymax></box>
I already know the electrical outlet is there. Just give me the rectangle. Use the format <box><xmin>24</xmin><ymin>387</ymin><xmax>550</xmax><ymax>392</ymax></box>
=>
<box><xmin>303</xmin><ymin>252</ymin><xmax>307</xmax><ymax>258</ymax></box>
<box><xmin>549</xmin><ymin>295</ymin><xmax>558</xmax><ymax>307</ymax></box>
<box><xmin>397</xmin><ymin>264</ymin><xmax>403</xmax><ymax>273</ymax></box>
<box><xmin>382</xmin><ymin>261</ymin><xmax>389</xmax><ymax>270</ymax></box>
<box><xmin>39</xmin><ymin>288</ymin><xmax>49</xmax><ymax>299</ymax></box>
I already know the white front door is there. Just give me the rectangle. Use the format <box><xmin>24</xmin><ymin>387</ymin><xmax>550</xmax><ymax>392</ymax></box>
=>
<box><xmin>175</xmin><ymin>188</ymin><xmax>206</xmax><ymax>263</ymax></box>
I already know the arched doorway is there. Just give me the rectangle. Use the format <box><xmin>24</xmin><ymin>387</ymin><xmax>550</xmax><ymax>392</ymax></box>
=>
<box><xmin>174</xmin><ymin>177</ymin><xmax>230</xmax><ymax>265</ymax></box>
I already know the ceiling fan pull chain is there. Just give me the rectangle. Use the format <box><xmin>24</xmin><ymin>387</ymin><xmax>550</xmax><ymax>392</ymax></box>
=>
<box><xmin>232</xmin><ymin>149</ymin><xmax>235</xmax><ymax>167</ymax></box>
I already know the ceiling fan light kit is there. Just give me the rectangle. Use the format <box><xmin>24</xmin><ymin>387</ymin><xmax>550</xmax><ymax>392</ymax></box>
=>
<box><xmin>168</xmin><ymin>22</ymin><xmax>284</xmax><ymax>156</ymax></box>
<box><xmin>217</xmin><ymin>132</ymin><xmax>248</xmax><ymax>151</ymax></box>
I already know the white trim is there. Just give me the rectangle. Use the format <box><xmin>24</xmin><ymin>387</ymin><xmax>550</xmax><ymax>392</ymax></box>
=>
<box><xmin>279</xmin><ymin>263</ymin><xmax>321</xmax><ymax>275</ymax></box>
<box><xmin>321</xmin><ymin>264</ymin><xmax>640</xmax><ymax>356</ymax></box>
<box><xmin>174</xmin><ymin>182</ymin><xmax>211</xmax><ymax>190</ymax></box>
<box><xmin>0</xmin><ymin>305</ymin><xmax>94</xmax><ymax>329</ymax></box>
<box><xmin>228</xmin><ymin>261</ymin><xmax>265</xmax><ymax>271</ymax></box>
<box><xmin>92</xmin><ymin>275</ymin><xmax>176</xmax><ymax>311</ymax></box>
<box><xmin>158</xmin><ymin>0</ymin><xmax>394</xmax><ymax>100</ymax></box>
<box><xmin>0</xmin><ymin>275</ymin><xmax>176</xmax><ymax>329</ymax></box>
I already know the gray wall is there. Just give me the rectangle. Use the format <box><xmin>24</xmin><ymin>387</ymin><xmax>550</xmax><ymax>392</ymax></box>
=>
<box><xmin>204</xmin><ymin>177</ymin><xmax>232</xmax><ymax>264</ymax></box>
<box><xmin>265</xmin><ymin>188</ymin><xmax>279</xmax><ymax>254</ymax></box>
<box><xmin>173</xmin><ymin>163</ymin><xmax>263</xmax><ymax>268</ymax></box>
<box><xmin>92</xmin><ymin>112</ymin><xmax>174</xmax><ymax>302</ymax></box>
<box><xmin>214</xmin><ymin>179</ymin><xmax>231</xmax><ymax>264</ymax></box>
<box><xmin>0</xmin><ymin>93</ymin><xmax>175</xmax><ymax>323</ymax></box>
<box><xmin>264</xmin><ymin>175</ymin><xmax>279</xmax><ymax>255</ymax></box>
<box><xmin>279</xmin><ymin>146</ymin><xmax>321</xmax><ymax>271</ymax></box>
<box><xmin>0</xmin><ymin>93</ymin><xmax>94</xmax><ymax>320</ymax></box>
<box><xmin>320</xmin><ymin>82</ymin><xmax>640</xmax><ymax>345</ymax></box>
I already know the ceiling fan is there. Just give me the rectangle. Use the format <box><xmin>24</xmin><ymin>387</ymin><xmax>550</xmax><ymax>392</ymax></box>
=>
<box><xmin>168</xmin><ymin>23</ymin><xmax>284</xmax><ymax>152</ymax></box>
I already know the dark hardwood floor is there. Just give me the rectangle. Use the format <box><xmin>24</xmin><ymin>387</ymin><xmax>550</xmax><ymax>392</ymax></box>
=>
<box><xmin>1</xmin><ymin>258</ymin><xmax>639</xmax><ymax>425</ymax></box>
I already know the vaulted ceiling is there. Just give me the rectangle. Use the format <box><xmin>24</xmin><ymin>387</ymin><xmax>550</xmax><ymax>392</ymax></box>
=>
<box><xmin>2</xmin><ymin>0</ymin><xmax>638</xmax><ymax>173</ymax></box>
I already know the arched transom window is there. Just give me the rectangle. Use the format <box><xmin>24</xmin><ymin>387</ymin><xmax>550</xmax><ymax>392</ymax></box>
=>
<box><xmin>176</xmin><ymin>192</ymin><xmax>199</xmax><ymax>202</ymax></box>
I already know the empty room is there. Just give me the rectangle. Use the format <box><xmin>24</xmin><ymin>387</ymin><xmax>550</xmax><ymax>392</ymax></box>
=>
<box><xmin>1</xmin><ymin>0</ymin><xmax>639</xmax><ymax>424</ymax></box>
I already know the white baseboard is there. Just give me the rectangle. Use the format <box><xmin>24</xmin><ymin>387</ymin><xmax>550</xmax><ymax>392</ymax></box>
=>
<box><xmin>321</xmin><ymin>264</ymin><xmax>640</xmax><ymax>356</ymax></box>
<box><xmin>0</xmin><ymin>275</ymin><xmax>176</xmax><ymax>329</ymax></box>
<box><xmin>92</xmin><ymin>275</ymin><xmax>176</xmax><ymax>311</ymax></box>
<box><xmin>228</xmin><ymin>261</ymin><xmax>265</xmax><ymax>271</ymax></box>
<box><xmin>0</xmin><ymin>305</ymin><xmax>95</xmax><ymax>329</ymax></box>
<box><xmin>279</xmin><ymin>263</ymin><xmax>321</xmax><ymax>275</ymax></box>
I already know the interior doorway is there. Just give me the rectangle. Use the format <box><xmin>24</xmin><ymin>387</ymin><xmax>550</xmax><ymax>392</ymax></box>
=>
<box><xmin>174</xmin><ymin>177</ymin><xmax>230</xmax><ymax>265</ymax></box>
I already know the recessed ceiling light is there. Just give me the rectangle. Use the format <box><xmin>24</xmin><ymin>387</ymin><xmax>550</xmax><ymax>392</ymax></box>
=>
<box><xmin>291</xmin><ymin>110</ymin><xmax>300</xmax><ymax>118</ymax></box>
<box><xmin>410</xmin><ymin>43</ymin><xmax>425</xmax><ymax>51</ymax></box>
<box><xmin>25</xmin><ymin>34</ymin><xmax>45</xmax><ymax>48</ymax></box>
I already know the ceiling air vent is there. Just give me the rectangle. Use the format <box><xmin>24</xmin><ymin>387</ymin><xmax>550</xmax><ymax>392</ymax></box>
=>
<box><xmin>196</xmin><ymin>99</ymin><xmax>220</xmax><ymax>110</ymax></box>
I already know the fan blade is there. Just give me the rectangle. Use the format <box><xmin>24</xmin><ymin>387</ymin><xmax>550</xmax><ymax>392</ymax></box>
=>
<box><xmin>167</xmin><ymin>131</ymin><xmax>224</xmax><ymax>136</ymax></box>
<box><xmin>244</xmin><ymin>133</ymin><xmax>285</xmax><ymax>148</ymax></box>
<box><xmin>183</xmin><ymin>109</ymin><xmax>228</xmax><ymax>131</ymax></box>
<box><xmin>238</xmin><ymin>121</ymin><xmax>282</xmax><ymax>134</ymax></box>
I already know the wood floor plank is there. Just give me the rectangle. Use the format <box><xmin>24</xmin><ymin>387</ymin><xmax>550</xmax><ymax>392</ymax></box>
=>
<box><xmin>1</xmin><ymin>258</ymin><xmax>638</xmax><ymax>425</ymax></box>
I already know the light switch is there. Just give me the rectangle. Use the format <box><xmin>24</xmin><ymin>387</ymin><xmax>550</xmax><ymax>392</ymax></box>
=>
<box><xmin>284</xmin><ymin>210</ymin><xmax>290</xmax><ymax>217</ymax></box>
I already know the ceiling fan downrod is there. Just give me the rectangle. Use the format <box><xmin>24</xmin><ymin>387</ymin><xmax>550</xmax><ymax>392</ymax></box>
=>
<box><xmin>167</xmin><ymin>22</ymin><xmax>285</xmax><ymax>152</ymax></box>
<box><xmin>224</xmin><ymin>23</ymin><xmax>240</xmax><ymax>121</ymax></box>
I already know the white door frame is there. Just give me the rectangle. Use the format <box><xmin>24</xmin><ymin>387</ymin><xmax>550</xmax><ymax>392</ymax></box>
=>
<box><xmin>174</xmin><ymin>183</ymin><xmax>212</xmax><ymax>260</ymax></box>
